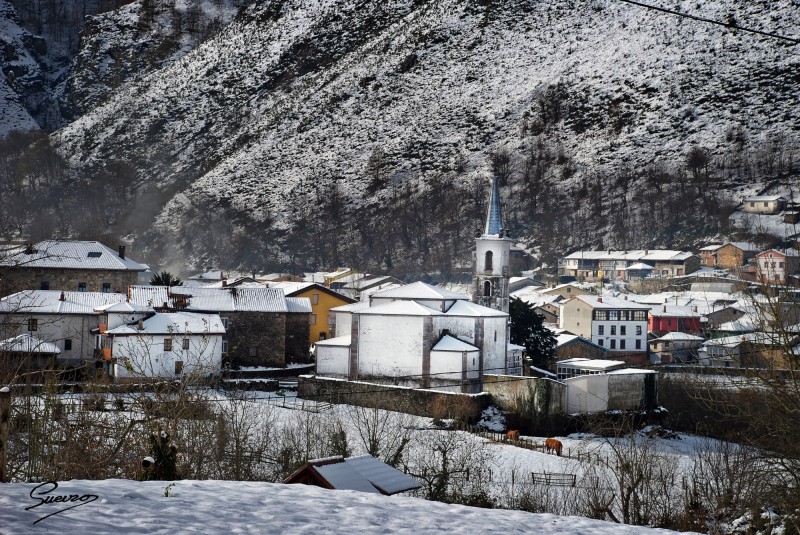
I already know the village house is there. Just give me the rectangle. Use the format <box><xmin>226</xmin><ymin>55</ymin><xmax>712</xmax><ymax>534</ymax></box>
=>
<box><xmin>698</xmin><ymin>242</ymin><xmax>759</xmax><ymax>269</ymax></box>
<box><xmin>552</xmin><ymin>331</ymin><xmax>608</xmax><ymax>363</ymax></box>
<box><xmin>128</xmin><ymin>286</ymin><xmax>310</xmax><ymax>368</ymax></box>
<box><xmin>649</xmin><ymin>332</ymin><xmax>705</xmax><ymax>363</ymax></box>
<box><xmin>0</xmin><ymin>240</ymin><xmax>148</xmax><ymax>298</ymax></box>
<box><xmin>755</xmin><ymin>249</ymin><xmax>800</xmax><ymax>285</ymax></box>
<box><xmin>0</xmin><ymin>333</ymin><xmax>61</xmax><ymax>378</ymax></box>
<box><xmin>743</xmin><ymin>195</ymin><xmax>788</xmax><ymax>215</ymax></box>
<box><xmin>100</xmin><ymin>311</ymin><xmax>225</xmax><ymax>382</ymax></box>
<box><xmin>558</xmin><ymin>294</ymin><xmax>650</xmax><ymax>365</ymax></box>
<box><xmin>0</xmin><ymin>290</ymin><xmax>140</xmax><ymax>370</ymax></box>
<box><xmin>648</xmin><ymin>304</ymin><xmax>703</xmax><ymax>336</ymax></box>
<box><xmin>559</xmin><ymin>250</ymin><xmax>700</xmax><ymax>281</ymax></box>
<box><xmin>268</xmin><ymin>282</ymin><xmax>356</xmax><ymax>342</ymax></box>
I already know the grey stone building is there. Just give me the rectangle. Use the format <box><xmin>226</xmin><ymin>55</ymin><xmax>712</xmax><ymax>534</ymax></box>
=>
<box><xmin>0</xmin><ymin>240</ymin><xmax>148</xmax><ymax>298</ymax></box>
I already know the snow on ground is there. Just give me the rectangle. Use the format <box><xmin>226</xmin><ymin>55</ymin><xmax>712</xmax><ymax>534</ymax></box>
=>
<box><xmin>0</xmin><ymin>478</ymin><xmax>688</xmax><ymax>534</ymax></box>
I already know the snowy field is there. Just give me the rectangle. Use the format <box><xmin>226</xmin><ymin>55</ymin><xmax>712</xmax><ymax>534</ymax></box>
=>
<box><xmin>0</xmin><ymin>478</ymin><xmax>688</xmax><ymax>534</ymax></box>
<box><xmin>2</xmin><ymin>389</ymin><xmax>777</xmax><ymax>533</ymax></box>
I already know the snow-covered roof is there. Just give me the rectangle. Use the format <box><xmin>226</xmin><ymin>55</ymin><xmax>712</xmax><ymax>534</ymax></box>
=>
<box><xmin>648</xmin><ymin>304</ymin><xmax>701</xmax><ymax>318</ymax></box>
<box><xmin>370</xmin><ymin>281</ymin><xmax>468</xmax><ymax>301</ymax></box>
<box><xmin>652</xmin><ymin>332</ymin><xmax>705</xmax><ymax>342</ymax></box>
<box><xmin>0</xmin><ymin>290</ymin><xmax>128</xmax><ymax>315</ymax></box>
<box><xmin>313</xmin><ymin>462</ymin><xmax>380</xmax><ymax>494</ymax></box>
<box><xmin>624</xmin><ymin>263</ymin><xmax>654</xmax><ymax>271</ymax></box>
<box><xmin>0</xmin><ymin>334</ymin><xmax>60</xmax><ymax>354</ymax></box>
<box><xmin>357</xmin><ymin>300</ymin><xmax>441</xmax><ymax>316</ymax></box>
<box><xmin>744</xmin><ymin>195</ymin><xmax>787</xmax><ymax>202</ymax></box>
<box><xmin>343</xmin><ymin>455</ymin><xmax>420</xmax><ymax>495</ymax></box>
<box><xmin>699</xmin><ymin>244</ymin><xmax>723</xmax><ymax>252</ymax></box>
<box><xmin>556</xmin><ymin>358</ymin><xmax>626</xmax><ymax>371</ymax></box>
<box><xmin>103</xmin><ymin>312</ymin><xmax>225</xmax><ymax>335</ymax></box>
<box><xmin>314</xmin><ymin>335</ymin><xmax>351</xmax><ymax>347</ymax></box>
<box><xmin>432</xmin><ymin>335</ymin><xmax>479</xmax><ymax>352</ymax></box>
<box><xmin>128</xmin><ymin>286</ymin><xmax>290</xmax><ymax>313</ymax></box>
<box><xmin>0</xmin><ymin>240</ymin><xmax>148</xmax><ymax>271</ymax></box>
<box><xmin>568</xmin><ymin>294</ymin><xmax>650</xmax><ymax>310</ymax></box>
<box><xmin>507</xmin><ymin>342</ymin><xmax>526</xmax><ymax>352</ymax></box>
<box><xmin>269</xmin><ymin>281</ymin><xmax>316</xmax><ymax>294</ymax></box>
<box><xmin>286</xmin><ymin>297</ymin><xmax>312</xmax><ymax>313</ymax></box>
<box><xmin>444</xmin><ymin>300</ymin><xmax>507</xmax><ymax>317</ymax></box>
<box><xmin>330</xmin><ymin>301</ymin><xmax>373</xmax><ymax>313</ymax></box>
<box><xmin>607</xmin><ymin>368</ymin><xmax>657</xmax><ymax>375</ymax></box>
<box><xmin>563</xmin><ymin>249</ymin><xmax>696</xmax><ymax>262</ymax></box>
<box><xmin>94</xmin><ymin>301</ymin><xmax>154</xmax><ymax>314</ymax></box>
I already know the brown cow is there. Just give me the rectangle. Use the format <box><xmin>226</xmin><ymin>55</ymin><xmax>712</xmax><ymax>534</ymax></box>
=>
<box><xmin>506</xmin><ymin>429</ymin><xmax>520</xmax><ymax>441</ymax></box>
<box><xmin>545</xmin><ymin>437</ymin><xmax>562</xmax><ymax>456</ymax></box>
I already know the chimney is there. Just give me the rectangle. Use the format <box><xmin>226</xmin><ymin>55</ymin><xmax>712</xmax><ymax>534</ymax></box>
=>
<box><xmin>118</xmin><ymin>245</ymin><xmax>126</xmax><ymax>259</ymax></box>
<box><xmin>644</xmin><ymin>249</ymin><xmax>649</xmax><ymax>255</ymax></box>
<box><xmin>24</xmin><ymin>242</ymin><xmax>34</xmax><ymax>254</ymax></box>
<box><xmin>663</xmin><ymin>305</ymin><xmax>667</xmax><ymax>313</ymax></box>
<box><xmin>597</xmin><ymin>297</ymin><xmax>603</xmax><ymax>303</ymax></box>
<box><xmin>624</xmin><ymin>295</ymin><xmax>628</xmax><ymax>300</ymax></box>
<box><xmin>137</xmin><ymin>320</ymin><xmax>144</xmax><ymax>330</ymax></box>
<box><xmin>222</xmin><ymin>279</ymin><xmax>228</xmax><ymax>288</ymax></box>
<box><xmin>59</xmin><ymin>291</ymin><xmax>65</xmax><ymax>301</ymax></box>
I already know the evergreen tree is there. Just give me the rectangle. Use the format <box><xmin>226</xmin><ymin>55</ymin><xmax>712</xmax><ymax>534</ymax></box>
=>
<box><xmin>150</xmin><ymin>270</ymin><xmax>183</xmax><ymax>286</ymax></box>
<box><xmin>509</xmin><ymin>297</ymin><xmax>556</xmax><ymax>370</ymax></box>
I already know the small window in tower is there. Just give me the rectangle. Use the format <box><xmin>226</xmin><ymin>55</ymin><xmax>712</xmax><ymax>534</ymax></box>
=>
<box><xmin>485</xmin><ymin>251</ymin><xmax>493</xmax><ymax>271</ymax></box>
<box><xmin>483</xmin><ymin>281</ymin><xmax>491</xmax><ymax>297</ymax></box>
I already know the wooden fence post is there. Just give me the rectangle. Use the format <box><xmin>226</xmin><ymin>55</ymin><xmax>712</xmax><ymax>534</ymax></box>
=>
<box><xmin>0</xmin><ymin>387</ymin><xmax>10</xmax><ymax>483</ymax></box>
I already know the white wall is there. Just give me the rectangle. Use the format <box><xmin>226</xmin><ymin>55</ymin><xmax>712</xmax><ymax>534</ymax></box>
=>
<box><xmin>334</xmin><ymin>311</ymin><xmax>352</xmax><ymax>338</ymax></box>
<box><xmin>429</xmin><ymin>349</ymin><xmax>480</xmax><ymax>382</ymax></box>
<box><xmin>357</xmin><ymin>314</ymin><xmax>424</xmax><ymax>377</ymax></box>
<box><xmin>4</xmin><ymin>313</ymin><xmax>97</xmax><ymax>367</ymax></box>
<box><xmin>482</xmin><ymin>316</ymin><xmax>508</xmax><ymax>375</ymax></box>
<box><xmin>315</xmin><ymin>345</ymin><xmax>350</xmax><ymax>376</ymax></box>
<box><xmin>111</xmin><ymin>333</ymin><xmax>222</xmax><ymax>379</ymax></box>
<box><xmin>566</xmin><ymin>374</ymin><xmax>610</xmax><ymax>414</ymax></box>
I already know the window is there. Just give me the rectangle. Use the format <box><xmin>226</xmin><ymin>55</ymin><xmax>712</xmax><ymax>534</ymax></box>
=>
<box><xmin>636</xmin><ymin>326</ymin><xmax>642</xmax><ymax>335</ymax></box>
<box><xmin>610</xmin><ymin>339</ymin><xmax>616</xmax><ymax>349</ymax></box>
<box><xmin>610</xmin><ymin>326</ymin><xmax>616</xmax><ymax>335</ymax></box>
<box><xmin>483</xmin><ymin>280</ymin><xmax>491</xmax><ymax>297</ymax></box>
<box><xmin>311</xmin><ymin>313</ymin><xmax>317</xmax><ymax>325</ymax></box>
<box><xmin>779</xmin><ymin>262</ymin><xmax>784</xmax><ymax>268</ymax></box>
<box><xmin>102</xmin><ymin>283</ymin><xmax>111</xmax><ymax>293</ymax></box>
<box><xmin>249</xmin><ymin>347</ymin><xmax>258</xmax><ymax>357</ymax></box>
<box><xmin>633</xmin><ymin>310</ymin><xmax>647</xmax><ymax>321</ymax></box>
<box><xmin>164</xmin><ymin>339</ymin><xmax>173</xmax><ymax>351</ymax></box>
<box><xmin>598</xmin><ymin>339</ymin><xmax>604</xmax><ymax>346</ymax></box>
<box><xmin>635</xmin><ymin>339</ymin><xmax>641</xmax><ymax>349</ymax></box>
<box><xmin>64</xmin><ymin>339</ymin><xmax>72</xmax><ymax>351</ymax></box>
<box><xmin>312</xmin><ymin>293</ymin><xmax>319</xmax><ymax>305</ymax></box>
<box><xmin>319</xmin><ymin>332</ymin><xmax>327</xmax><ymax>341</ymax></box>
<box><xmin>598</xmin><ymin>325</ymin><xmax>604</xmax><ymax>335</ymax></box>
<box><xmin>27</xmin><ymin>318</ymin><xmax>37</xmax><ymax>331</ymax></box>
<box><xmin>484</xmin><ymin>251</ymin><xmax>493</xmax><ymax>271</ymax></box>
<box><xmin>221</xmin><ymin>317</ymin><xmax>230</xmax><ymax>329</ymax></box>
<box><xmin>595</xmin><ymin>310</ymin><xmax>607</xmax><ymax>320</ymax></box>
<box><xmin>222</xmin><ymin>339</ymin><xmax>229</xmax><ymax>353</ymax></box>
<box><xmin>609</xmin><ymin>310</ymin><xmax>619</xmax><ymax>321</ymax></box>
<box><xmin>77</xmin><ymin>282</ymin><xmax>87</xmax><ymax>292</ymax></box>
<box><xmin>494</xmin><ymin>331</ymin><xmax>497</xmax><ymax>342</ymax></box>
<box><xmin>40</xmin><ymin>281</ymin><xmax>49</xmax><ymax>290</ymax></box>
<box><xmin>620</xmin><ymin>340</ymin><xmax>626</xmax><ymax>349</ymax></box>
<box><xmin>620</xmin><ymin>325</ymin><xmax>626</xmax><ymax>336</ymax></box>
<box><xmin>175</xmin><ymin>361</ymin><xmax>184</xmax><ymax>375</ymax></box>
<box><xmin>566</xmin><ymin>287</ymin><xmax>571</xmax><ymax>293</ymax></box>
<box><xmin>182</xmin><ymin>338</ymin><xmax>190</xmax><ymax>350</ymax></box>
<box><xmin>621</xmin><ymin>310</ymin><xmax>629</xmax><ymax>321</ymax></box>
<box><xmin>87</xmin><ymin>252</ymin><xmax>102</xmax><ymax>258</ymax></box>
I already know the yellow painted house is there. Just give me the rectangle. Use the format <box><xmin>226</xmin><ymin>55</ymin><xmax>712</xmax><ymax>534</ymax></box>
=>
<box><xmin>270</xmin><ymin>282</ymin><xmax>356</xmax><ymax>342</ymax></box>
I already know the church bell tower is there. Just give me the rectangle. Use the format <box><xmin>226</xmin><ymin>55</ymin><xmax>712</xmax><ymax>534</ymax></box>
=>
<box><xmin>473</xmin><ymin>175</ymin><xmax>511</xmax><ymax>313</ymax></box>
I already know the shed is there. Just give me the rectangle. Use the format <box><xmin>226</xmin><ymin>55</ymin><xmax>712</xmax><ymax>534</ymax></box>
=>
<box><xmin>284</xmin><ymin>455</ymin><xmax>420</xmax><ymax>495</ymax></box>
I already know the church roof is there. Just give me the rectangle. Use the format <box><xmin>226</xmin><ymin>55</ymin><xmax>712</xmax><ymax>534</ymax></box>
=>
<box><xmin>370</xmin><ymin>281</ymin><xmax>468</xmax><ymax>301</ymax></box>
<box><xmin>484</xmin><ymin>175</ymin><xmax>504</xmax><ymax>236</ymax></box>
<box><xmin>357</xmin><ymin>300</ymin><xmax>441</xmax><ymax>316</ymax></box>
<box><xmin>432</xmin><ymin>335</ymin><xmax>479</xmax><ymax>352</ymax></box>
<box><xmin>445</xmin><ymin>300</ymin><xmax>508</xmax><ymax>317</ymax></box>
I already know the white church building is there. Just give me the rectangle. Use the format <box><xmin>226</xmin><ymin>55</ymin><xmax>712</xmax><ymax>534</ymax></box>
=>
<box><xmin>314</xmin><ymin>176</ymin><xmax>520</xmax><ymax>393</ymax></box>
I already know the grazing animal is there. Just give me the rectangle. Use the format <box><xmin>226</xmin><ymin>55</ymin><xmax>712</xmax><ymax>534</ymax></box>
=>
<box><xmin>545</xmin><ymin>437</ymin><xmax>563</xmax><ymax>456</ymax></box>
<box><xmin>506</xmin><ymin>430</ymin><xmax>520</xmax><ymax>441</ymax></box>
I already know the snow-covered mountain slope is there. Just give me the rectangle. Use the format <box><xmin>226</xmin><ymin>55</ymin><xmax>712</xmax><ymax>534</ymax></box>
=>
<box><xmin>0</xmin><ymin>0</ymin><xmax>47</xmax><ymax>136</ymax></box>
<box><xmin>44</xmin><ymin>0</ymin><xmax>800</xmax><ymax>269</ymax></box>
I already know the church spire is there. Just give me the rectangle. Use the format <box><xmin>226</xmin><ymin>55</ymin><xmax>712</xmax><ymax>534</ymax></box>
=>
<box><xmin>484</xmin><ymin>175</ymin><xmax>503</xmax><ymax>236</ymax></box>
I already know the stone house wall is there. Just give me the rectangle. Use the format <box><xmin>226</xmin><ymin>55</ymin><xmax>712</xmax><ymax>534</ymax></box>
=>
<box><xmin>224</xmin><ymin>311</ymin><xmax>286</xmax><ymax>368</ymax></box>
<box><xmin>0</xmin><ymin>268</ymin><xmax>140</xmax><ymax>297</ymax></box>
<box><xmin>285</xmin><ymin>312</ymin><xmax>311</xmax><ymax>364</ymax></box>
